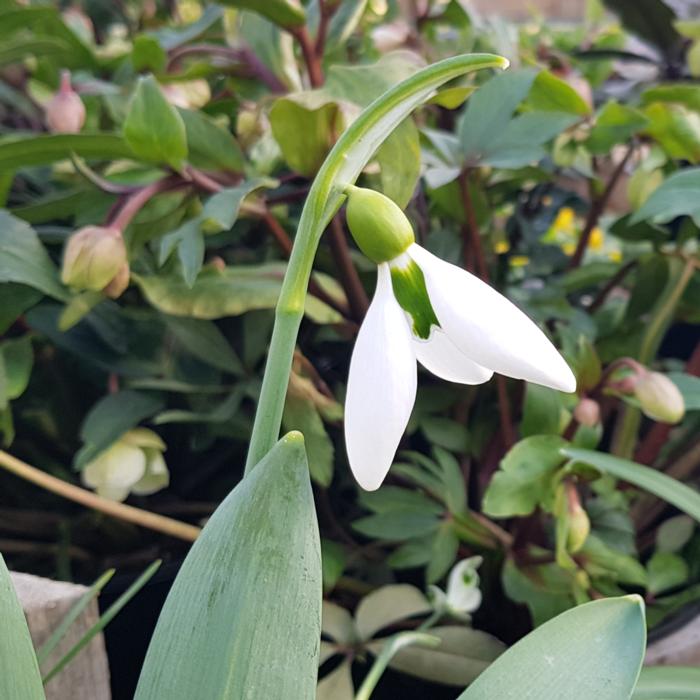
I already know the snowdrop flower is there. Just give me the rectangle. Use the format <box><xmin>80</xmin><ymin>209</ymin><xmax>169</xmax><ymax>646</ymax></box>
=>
<box><xmin>344</xmin><ymin>187</ymin><xmax>576</xmax><ymax>490</ymax></box>
<box><xmin>430</xmin><ymin>556</ymin><xmax>484</xmax><ymax>619</ymax></box>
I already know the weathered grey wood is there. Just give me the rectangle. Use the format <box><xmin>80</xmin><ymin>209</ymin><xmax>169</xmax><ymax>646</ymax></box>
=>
<box><xmin>646</xmin><ymin>612</ymin><xmax>700</xmax><ymax>666</ymax></box>
<box><xmin>10</xmin><ymin>572</ymin><xmax>111</xmax><ymax>700</ymax></box>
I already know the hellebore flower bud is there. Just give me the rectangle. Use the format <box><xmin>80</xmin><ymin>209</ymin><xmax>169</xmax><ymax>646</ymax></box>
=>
<box><xmin>566</xmin><ymin>484</ymin><xmax>590</xmax><ymax>553</ymax></box>
<box><xmin>573</xmin><ymin>397</ymin><xmax>600</xmax><ymax>427</ymax></box>
<box><xmin>82</xmin><ymin>428</ymin><xmax>169</xmax><ymax>502</ymax></box>
<box><xmin>61</xmin><ymin>225</ymin><xmax>127</xmax><ymax>292</ymax></box>
<box><xmin>635</xmin><ymin>371</ymin><xmax>685</xmax><ymax>424</ymax></box>
<box><xmin>46</xmin><ymin>70</ymin><xmax>86</xmax><ymax>134</ymax></box>
<box><xmin>345</xmin><ymin>186</ymin><xmax>415</xmax><ymax>263</ymax></box>
<box><xmin>103</xmin><ymin>262</ymin><xmax>130</xmax><ymax>299</ymax></box>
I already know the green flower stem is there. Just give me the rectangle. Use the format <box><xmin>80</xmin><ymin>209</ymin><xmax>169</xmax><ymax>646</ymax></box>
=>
<box><xmin>354</xmin><ymin>632</ymin><xmax>440</xmax><ymax>700</ymax></box>
<box><xmin>244</xmin><ymin>53</ymin><xmax>508</xmax><ymax>472</ymax></box>
<box><xmin>612</xmin><ymin>256</ymin><xmax>696</xmax><ymax>458</ymax></box>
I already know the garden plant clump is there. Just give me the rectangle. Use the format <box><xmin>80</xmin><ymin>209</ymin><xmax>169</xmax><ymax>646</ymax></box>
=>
<box><xmin>1</xmin><ymin>0</ymin><xmax>700</xmax><ymax>698</ymax></box>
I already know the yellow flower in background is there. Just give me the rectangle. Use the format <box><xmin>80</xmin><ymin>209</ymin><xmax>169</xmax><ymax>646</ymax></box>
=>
<box><xmin>494</xmin><ymin>240</ymin><xmax>510</xmax><ymax>254</ymax></box>
<box><xmin>562</xmin><ymin>242</ymin><xmax>576</xmax><ymax>256</ymax></box>
<box><xmin>510</xmin><ymin>255</ymin><xmax>530</xmax><ymax>267</ymax></box>
<box><xmin>552</xmin><ymin>207</ymin><xmax>576</xmax><ymax>234</ymax></box>
<box><xmin>588</xmin><ymin>226</ymin><xmax>605</xmax><ymax>251</ymax></box>
<box><xmin>609</xmin><ymin>250</ymin><xmax>623</xmax><ymax>262</ymax></box>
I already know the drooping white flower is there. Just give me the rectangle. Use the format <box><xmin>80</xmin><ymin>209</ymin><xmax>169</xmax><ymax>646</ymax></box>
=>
<box><xmin>344</xmin><ymin>186</ymin><xmax>576</xmax><ymax>491</ymax></box>
<box><xmin>429</xmin><ymin>556</ymin><xmax>484</xmax><ymax>619</ymax></box>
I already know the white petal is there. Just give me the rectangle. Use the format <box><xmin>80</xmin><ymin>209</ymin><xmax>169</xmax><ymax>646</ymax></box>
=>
<box><xmin>413</xmin><ymin>328</ymin><xmax>493</xmax><ymax>385</ymax></box>
<box><xmin>82</xmin><ymin>442</ymin><xmax>146</xmax><ymax>502</ymax></box>
<box><xmin>409</xmin><ymin>245</ymin><xmax>576</xmax><ymax>393</ymax></box>
<box><xmin>345</xmin><ymin>264</ymin><xmax>417</xmax><ymax>491</ymax></box>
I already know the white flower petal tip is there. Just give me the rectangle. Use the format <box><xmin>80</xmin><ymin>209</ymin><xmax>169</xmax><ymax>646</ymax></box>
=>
<box><xmin>413</xmin><ymin>328</ymin><xmax>493</xmax><ymax>385</ymax></box>
<box><xmin>345</xmin><ymin>264</ymin><xmax>417</xmax><ymax>491</ymax></box>
<box><xmin>408</xmin><ymin>244</ymin><xmax>578</xmax><ymax>394</ymax></box>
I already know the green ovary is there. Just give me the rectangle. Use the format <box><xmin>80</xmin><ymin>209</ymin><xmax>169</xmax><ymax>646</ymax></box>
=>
<box><xmin>390</xmin><ymin>259</ymin><xmax>440</xmax><ymax>340</ymax></box>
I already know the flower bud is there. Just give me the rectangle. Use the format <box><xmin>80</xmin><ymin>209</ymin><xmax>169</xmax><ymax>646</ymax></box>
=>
<box><xmin>61</xmin><ymin>226</ymin><xmax>127</xmax><ymax>292</ymax></box>
<box><xmin>566</xmin><ymin>495</ymin><xmax>590</xmax><ymax>553</ymax></box>
<box><xmin>103</xmin><ymin>262</ymin><xmax>130</xmax><ymax>299</ymax></box>
<box><xmin>635</xmin><ymin>371</ymin><xmax>685</xmax><ymax>424</ymax></box>
<box><xmin>345</xmin><ymin>186</ymin><xmax>415</xmax><ymax>263</ymax></box>
<box><xmin>46</xmin><ymin>70</ymin><xmax>86</xmax><ymax>134</ymax></box>
<box><xmin>82</xmin><ymin>428</ymin><xmax>169</xmax><ymax>502</ymax></box>
<box><xmin>573</xmin><ymin>397</ymin><xmax>600</xmax><ymax>427</ymax></box>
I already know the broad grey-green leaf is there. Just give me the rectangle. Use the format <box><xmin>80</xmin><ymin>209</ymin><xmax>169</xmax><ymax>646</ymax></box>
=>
<box><xmin>134</xmin><ymin>265</ymin><xmax>343</xmax><ymax>323</ymax></box>
<box><xmin>631</xmin><ymin>168</ymin><xmax>700</xmax><ymax>226</ymax></box>
<box><xmin>483</xmin><ymin>436</ymin><xmax>567</xmax><ymax>518</ymax></box>
<box><xmin>369</xmin><ymin>626</ymin><xmax>505</xmax><ymax>687</ymax></box>
<box><xmin>647</xmin><ymin>551</ymin><xmax>689</xmax><ymax>595</ymax></box>
<box><xmin>134</xmin><ymin>432</ymin><xmax>321</xmax><ymax>700</ymax></box>
<box><xmin>562</xmin><ymin>447</ymin><xmax>700</xmax><ymax>524</ymax></box>
<box><xmin>0</xmin><ymin>211</ymin><xmax>67</xmax><ymax>300</ymax></box>
<box><xmin>124</xmin><ymin>75</ymin><xmax>187</xmax><ymax>170</ymax></box>
<box><xmin>352</xmin><ymin>511</ymin><xmax>440</xmax><ymax>541</ymax></box>
<box><xmin>0</xmin><ymin>554</ymin><xmax>46</xmax><ymax>700</ymax></box>
<box><xmin>458</xmin><ymin>596</ymin><xmax>646</xmax><ymax>699</ymax></box>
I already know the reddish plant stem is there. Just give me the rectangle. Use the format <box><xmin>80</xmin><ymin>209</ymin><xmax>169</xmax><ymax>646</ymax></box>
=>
<box><xmin>568</xmin><ymin>145</ymin><xmax>634</xmax><ymax>270</ymax></box>
<box><xmin>314</xmin><ymin>0</ymin><xmax>334</xmax><ymax>58</ymax></box>
<box><xmin>458</xmin><ymin>169</ymin><xmax>488</xmax><ymax>280</ymax></box>
<box><xmin>167</xmin><ymin>44</ymin><xmax>287</xmax><ymax>93</ymax></box>
<box><xmin>458</xmin><ymin>168</ymin><xmax>515</xmax><ymax>450</ymax></box>
<box><xmin>328</xmin><ymin>216</ymin><xmax>370</xmax><ymax>320</ymax></box>
<box><xmin>291</xmin><ymin>25</ymin><xmax>324</xmax><ymax>87</ymax></box>
<box><xmin>109</xmin><ymin>176</ymin><xmax>183</xmax><ymax>230</ymax></box>
<box><xmin>587</xmin><ymin>259</ymin><xmax>637</xmax><ymax>313</ymax></box>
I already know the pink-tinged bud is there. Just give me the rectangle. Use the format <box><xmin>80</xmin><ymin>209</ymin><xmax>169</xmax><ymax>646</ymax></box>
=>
<box><xmin>573</xmin><ymin>397</ymin><xmax>601</xmax><ymax>427</ymax></box>
<box><xmin>208</xmin><ymin>256</ymin><xmax>226</xmax><ymax>272</ymax></box>
<box><xmin>635</xmin><ymin>371</ymin><xmax>685</xmax><ymax>424</ymax></box>
<box><xmin>46</xmin><ymin>70</ymin><xmax>86</xmax><ymax>134</ymax></box>
<box><xmin>104</xmin><ymin>262</ymin><xmax>130</xmax><ymax>299</ymax></box>
<box><xmin>61</xmin><ymin>226</ymin><xmax>127</xmax><ymax>292</ymax></box>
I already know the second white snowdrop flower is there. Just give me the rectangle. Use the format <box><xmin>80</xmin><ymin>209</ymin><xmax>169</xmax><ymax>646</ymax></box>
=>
<box><xmin>344</xmin><ymin>186</ymin><xmax>576</xmax><ymax>491</ymax></box>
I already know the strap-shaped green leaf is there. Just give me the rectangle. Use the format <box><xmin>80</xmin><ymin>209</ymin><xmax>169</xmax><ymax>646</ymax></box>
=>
<box><xmin>632</xmin><ymin>666</ymin><xmax>700</xmax><ymax>698</ymax></box>
<box><xmin>134</xmin><ymin>432</ymin><xmax>321</xmax><ymax>700</ymax></box>
<box><xmin>562</xmin><ymin>447</ymin><xmax>700</xmax><ymax>523</ymax></box>
<box><xmin>458</xmin><ymin>596</ymin><xmax>646</xmax><ymax>700</ymax></box>
<box><xmin>0</xmin><ymin>554</ymin><xmax>46</xmax><ymax>700</ymax></box>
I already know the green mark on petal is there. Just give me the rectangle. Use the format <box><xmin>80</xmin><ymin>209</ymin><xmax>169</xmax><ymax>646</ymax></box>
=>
<box><xmin>390</xmin><ymin>257</ymin><xmax>439</xmax><ymax>339</ymax></box>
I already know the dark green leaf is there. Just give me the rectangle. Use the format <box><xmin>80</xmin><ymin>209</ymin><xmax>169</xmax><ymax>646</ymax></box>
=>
<box><xmin>587</xmin><ymin>101</ymin><xmax>649</xmax><ymax>154</ymax></box>
<box><xmin>0</xmin><ymin>211</ymin><xmax>67</xmax><ymax>300</ymax></box>
<box><xmin>527</xmin><ymin>70</ymin><xmax>591</xmax><ymax>116</ymax></box>
<box><xmin>75</xmin><ymin>390</ymin><xmax>165</xmax><ymax>469</ymax></box>
<box><xmin>218</xmin><ymin>0</ymin><xmax>305</xmax><ymax>28</ymax></box>
<box><xmin>483</xmin><ymin>436</ymin><xmax>567</xmax><ymax>518</ymax></box>
<box><xmin>521</xmin><ymin>384</ymin><xmax>562</xmax><ymax>437</ymax></box>
<box><xmin>632</xmin><ymin>168</ymin><xmax>700</xmax><ymax>226</ymax></box>
<box><xmin>352</xmin><ymin>512</ymin><xmax>440</xmax><ymax>540</ymax></box>
<box><xmin>177</xmin><ymin>108</ymin><xmax>245</xmax><ymax>173</ymax></box>
<box><xmin>124</xmin><ymin>75</ymin><xmax>187</xmax><ymax>170</ymax></box>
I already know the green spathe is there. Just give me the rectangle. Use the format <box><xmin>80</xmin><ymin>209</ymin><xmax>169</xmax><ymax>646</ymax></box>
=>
<box><xmin>345</xmin><ymin>186</ymin><xmax>415</xmax><ymax>263</ymax></box>
<box><xmin>134</xmin><ymin>432</ymin><xmax>321</xmax><ymax>700</ymax></box>
<box><xmin>389</xmin><ymin>257</ymin><xmax>439</xmax><ymax>339</ymax></box>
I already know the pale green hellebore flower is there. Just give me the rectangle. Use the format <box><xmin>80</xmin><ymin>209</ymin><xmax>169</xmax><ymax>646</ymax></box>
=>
<box><xmin>344</xmin><ymin>187</ymin><xmax>576</xmax><ymax>491</ymax></box>
<box><xmin>430</xmin><ymin>556</ymin><xmax>484</xmax><ymax>619</ymax></box>
<box><xmin>82</xmin><ymin>428</ymin><xmax>169</xmax><ymax>502</ymax></box>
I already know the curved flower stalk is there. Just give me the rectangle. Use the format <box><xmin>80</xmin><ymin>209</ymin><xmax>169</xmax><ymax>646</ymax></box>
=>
<box><xmin>344</xmin><ymin>187</ymin><xmax>576</xmax><ymax>490</ymax></box>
